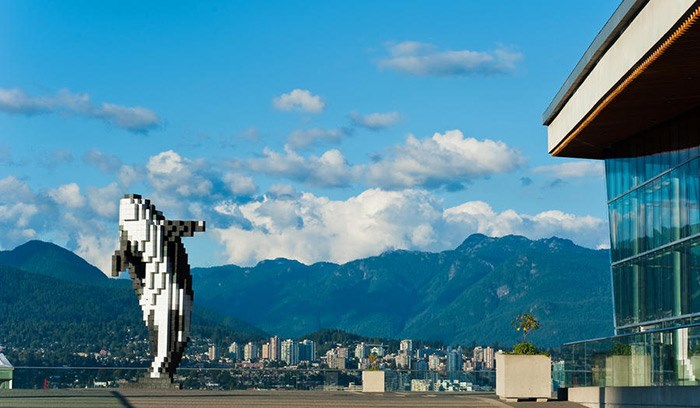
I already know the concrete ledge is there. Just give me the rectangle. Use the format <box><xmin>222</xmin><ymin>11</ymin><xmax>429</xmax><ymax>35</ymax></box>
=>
<box><xmin>568</xmin><ymin>385</ymin><xmax>700</xmax><ymax>408</ymax></box>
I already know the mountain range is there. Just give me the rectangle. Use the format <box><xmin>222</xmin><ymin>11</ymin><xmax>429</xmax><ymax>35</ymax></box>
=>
<box><xmin>193</xmin><ymin>234</ymin><xmax>614</xmax><ymax>347</ymax></box>
<box><xmin>0</xmin><ymin>234</ymin><xmax>614</xmax><ymax>355</ymax></box>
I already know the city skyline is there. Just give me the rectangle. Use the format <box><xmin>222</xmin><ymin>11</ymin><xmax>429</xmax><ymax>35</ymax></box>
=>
<box><xmin>0</xmin><ymin>1</ymin><xmax>618</xmax><ymax>273</ymax></box>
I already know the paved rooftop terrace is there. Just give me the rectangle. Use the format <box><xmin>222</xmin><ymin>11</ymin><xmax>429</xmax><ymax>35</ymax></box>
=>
<box><xmin>0</xmin><ymin>389</ymin><xmax>585</xmax><ymax>408</ymax></box>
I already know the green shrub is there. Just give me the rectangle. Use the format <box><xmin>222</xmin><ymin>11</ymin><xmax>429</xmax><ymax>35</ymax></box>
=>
<box><xmin>512</xmin><ymin>341</ymin><xmax>538</xmax><ymax>355</ymax></box>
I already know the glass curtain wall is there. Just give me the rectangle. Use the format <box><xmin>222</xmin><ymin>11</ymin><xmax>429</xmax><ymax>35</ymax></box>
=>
<box><xmin>606</xmin><ymin>145</ymin><xmax>700</xmax><ymax>333</ymax></box>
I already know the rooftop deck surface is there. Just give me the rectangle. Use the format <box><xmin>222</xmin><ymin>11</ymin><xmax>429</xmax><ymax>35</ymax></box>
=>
<box><xmin>0</xmin><ymin>389</ymin><xmax>585</xmax><ymax>408</ymax></box>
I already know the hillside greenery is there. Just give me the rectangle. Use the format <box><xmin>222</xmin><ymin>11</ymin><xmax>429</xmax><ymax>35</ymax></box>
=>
<box><xmin>0</xmin><ymin>242</ymin><xmax>267</xmax><ymax>366</ymax></box>
<box><xmin>193</xmin><ymin>234</ymin><xmax>614</xmax><ymax>348</ymax></box>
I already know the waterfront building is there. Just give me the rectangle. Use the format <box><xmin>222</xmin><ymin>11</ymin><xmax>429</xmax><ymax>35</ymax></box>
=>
<box><xmin>544</xmin><ymin>0</ymin><xmax>700</xmax><ymax>405</ymax></box>
<box><xmin>410</xmin><ymin>379</ymin><xmax>430</xmax><ymax>392</ymax></box>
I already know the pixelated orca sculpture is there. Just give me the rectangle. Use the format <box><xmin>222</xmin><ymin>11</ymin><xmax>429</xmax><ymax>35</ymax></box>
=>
<box><xmin>112</xmin><ymin>194</ymin><xmax>204</xmax><ymax>385</ymax></box>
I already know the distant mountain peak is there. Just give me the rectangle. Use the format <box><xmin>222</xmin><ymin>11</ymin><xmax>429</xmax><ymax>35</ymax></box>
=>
<box><xmin>0</xmin><ymin>239</ymin><xmax>107</xmax><ymax>285</ymax></box>
<box><xmin>455</xmin><ymin>233</ymin><xmax>491</xmax><ymax>251</ymax></box>
<box><xmin>537</xmin><ymin>236</ymin><xmax>576</xmax><ymax>249</ymax></box>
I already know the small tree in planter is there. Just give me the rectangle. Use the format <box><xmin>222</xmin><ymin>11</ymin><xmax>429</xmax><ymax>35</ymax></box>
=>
<box><xmin>512</xmin><ymin>313</ymin><xmax>541</xmax><ymax>355</ymax></box>
<box><xmin>496</xmin><ymin>312</ymin><xmax>551</xmax><ymax>402</ymax></box>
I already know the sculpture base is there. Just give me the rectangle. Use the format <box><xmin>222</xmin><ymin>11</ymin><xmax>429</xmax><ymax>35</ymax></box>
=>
<box><xmin>121</xmin><ymin>375</ymin><xmax>182</xmax><ymax>389</ymax></box>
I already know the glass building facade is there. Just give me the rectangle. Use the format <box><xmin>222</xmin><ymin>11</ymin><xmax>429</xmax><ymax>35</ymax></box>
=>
<box><xmin>561</xmin><ymin>110</ymin><xmax>700</xmax><ymax>387</ymax></box>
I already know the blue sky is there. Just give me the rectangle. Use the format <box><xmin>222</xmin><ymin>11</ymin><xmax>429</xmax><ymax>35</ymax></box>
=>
<box><xmin>0</xmin><ymin>1</ymin><xmax>619</xmax><ymax>272</ymax></box>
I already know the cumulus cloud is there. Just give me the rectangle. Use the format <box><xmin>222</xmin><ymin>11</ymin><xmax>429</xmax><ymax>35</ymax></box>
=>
<box><xmin>147</xmin><ymin>150</ymin><xmax>213</xmax><ymax>198</ymax></box>
<box><xmin>48</xmin><ymin>183</ymin><xmax>85</xmax><ymax>209</ymax></box>
<box><xmin>0</xmin><ymin>87</ymin><xmax>161</xmax><ymax>133</ymax></box>
<box><xmin>286</xmin><ymin>128</ymin><xmax>348</xmax><ymax>150</ymax></box>
<box><xmin>214</xmin><ymin>188</ymin><xmax>609</xmax><ymax>266</ymax></box>
<box><xmin>533</xmin><ymin>161</ymin><xmax>604</xmax><ymax>178</ymax></box>
<box><xmin>0</xmin><ymin>177</ymin><xmax>40</xmax><ymax>242</ymax></box>
<box><xmin>349</xmin><ymin>111</ymin><xmax>400</xmax><ymax>130</ymax></box>
<box><xmin>378</xmin><ymin>41</ymin><xmax>523</xmax><ymax>76</ymax></box>
<box><xmin>272</xmin><ymin>89</ymin><xmax>325</xmax><ymax>113</ymax></box>
<box><xmin>223</xmin><ymin>173</ymin><xmax>258</xmax><ymax>196</ymax></box>
<box><xmin>444</xmin><ymin>201</ymin><xmax>608</xmax><ymax>248</ymax></box>
<box><xmin>365</xmin><ymin>130</ymin><xmax>524</xmax><ymax>190</ymax></box>
<box><xmin>245</xmin><ymin>147</ymin><xmax>356</xmax><ymax>188</ymax></box>
<box><xmin>86</xmin><ymin>182</ymin><xmax>122</xmax><ymax>218</ymax></box>
<box><xmin>245</xmin><ymin>130</ymin><xmax>523</xmax><ymax>190</ymax></box>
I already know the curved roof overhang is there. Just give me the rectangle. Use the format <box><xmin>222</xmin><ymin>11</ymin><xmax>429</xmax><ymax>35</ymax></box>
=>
<box><xmin>544</xmin><ymin>0</ymin><xmax>700</xmax><ymax>159</ymax></box>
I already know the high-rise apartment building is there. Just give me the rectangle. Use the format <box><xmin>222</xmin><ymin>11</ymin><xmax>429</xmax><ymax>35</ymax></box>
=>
<box><xmin>428</xmin><ymin>354</ymin><xmax>441</xmax><ymax>371</ymax></box>
<box><xmin>483</xmin><ymin>346</ymin><xmax>494</xmax><ymax>370</ymax></box>
<box><xmin>228</xmin><ymin>342</ymin><xmax>241</xmax><ymax>362</ymax></box>
<box><xmin>472</xmin><ymin>346</ymin><xmax>483</xmax><ymax>365</ymax></box>
<box><xmin>281</xmin><ymin>339</ymin><xmax>299</xmax><ymax>366</ymax></box>
<box><xmin>208</xmin><ymin>345</ymin><xmax>218</xmax><ymax>361</ymax></box>
<box><xmin>243</xmin><ymin>342</ymin><xmax>259</xmax><ymax>362</ymax></box>
<box><xmin>298</xmin><ymin>339</ymin><xmax>316</xmax><ymax>362</ymax></box>
<box><xmin>399</xmin><ymin>339</ymin><xmax>413</xmax><ymax>355</ymax></box>
<box><xmin>447</xmin><ymin>348</ymin><xmax>461</xmax><ymax>373</ymax></box>
<box><xmin>270</xmin><ymin>336</ymin><xmax>281</xmax><ymax>362</ymax></box>
<box><xmin>261</xmin><ymin>343</ymin><xmax>270</xmax><ymax>360</ymax></box>
<box><xmin>355</xmin><ymin>342</ymin><xmax>369</xmax><ymax>359</ymax></box>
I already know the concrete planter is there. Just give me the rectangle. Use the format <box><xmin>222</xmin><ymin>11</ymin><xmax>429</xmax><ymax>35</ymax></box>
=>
<box><xmin>362</xmin><ymin>370</ymin><xmax>385</xmax><ymax>392</ymax></box>
<box><xmin>496</xmin><ymin>352</ymin><xmax>551</xmax><ymax>401</ymax></box>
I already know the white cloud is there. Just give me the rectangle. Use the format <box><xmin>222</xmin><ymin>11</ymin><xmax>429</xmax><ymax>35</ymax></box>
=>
<box><xmin>97</xmin><ymin>103</ymin><xmax>160</xmax><ymax>132</ymax></box>
<box><xmin>214</xmin><ymin>188</ymin><xmax>609</xmax><ymax>266</ymax></box>
<box><xmin>74</xmin><ymin>233</ymin><xmax>118</xmax><ymax>276</ymax></box>
<box><xmin>378</xmin><ymin>41</ymin><xmax>523</xmax><ymax>76</ymax></box>
<box><xmin>365</xmin><ymin>130</ymin><xmax>524</xmax><ymax>189</ymax></box>
<box><xmin>224</xmin><ymin>173</ymin><xmax>258</xmax><ymax>196</ymax></box>
<box><xmin>533</xmin><ymin>161</ymin><xmax>604</xmax><ymax>178</ymax></box>
<box><xmin>272</xmin><ymin>89</ymin><xmax>325</xmax><ymax>113</ymax></box>
<box><xmin>87</xmin><ymin>182</ymin><xmax>122</xmax><ymax>218</ymax></box>
<box><xmin>286</xmin><ymin>128</ymin><xmax>346</xmax><ymax>150</ymax></box>
<box><xmin>0</xmin><ymin>176</ymin><xmax>34</xmax><ymax>201</ymax></box>
<box><xmin>214</xmin><ymin>189</ymin><xmax>446</xmax><ymax>265</ymax></box>
<box><xmin>245</xmin><ymin>147</ymin><xmax>355</xmax><ymax>188</ymax></box>
<box><xmin>245</xmin><ymin>130</ymin><xmax>523</xmax><ymax>190</ymax></box>
<box><xmin>147</xmin><ymin>150</ymin><xmax>212</xmax><ymax>197</ymax></box>
<box><xmin>0</xmin><ymin>87</ymin><xmax>161</xmax><ymax>133</ymax></box>
<box><xmin>117</xmin><ymin>164</ymin><xmax>139</xmax><ymax>187</ymax></box>
<box><xmin>48</xmin><ymin>183</ymin><xmax>85</xmax><ymax>209</ymax></box>
<box><xmin>444</xmin><ymin>201</ymin><xmax>608</xmax><ymax>249</ymax></box>
<box><xmin>349</xmin><ymin>111</ymin><xmax>400</xmax><ymax>130</ymax></box>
